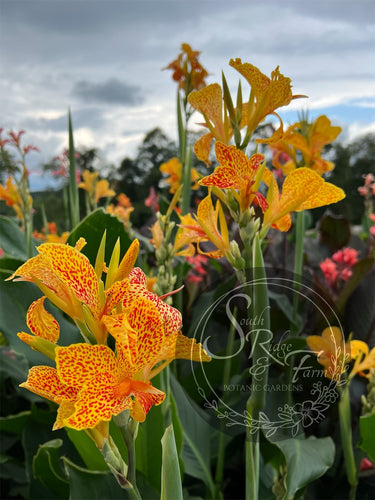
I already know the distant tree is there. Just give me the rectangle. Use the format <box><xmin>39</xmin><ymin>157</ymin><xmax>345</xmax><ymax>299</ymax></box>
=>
<box><xmin>115</xmin><ymin>128</ymin><xmax>178</xmax><ymax>227</ymax></box>
<box><xmin>326</xmin><ymin>133</ymin><xmax>375</xmax><ymax>224</ymax></box>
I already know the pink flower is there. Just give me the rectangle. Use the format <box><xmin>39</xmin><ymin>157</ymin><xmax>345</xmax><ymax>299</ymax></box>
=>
<box><xmin>332</xmin><ymin>247</ymin><xmax>358</xmax><ymax>267</ymax></box>
<box><xmin>320</xmin><ymin>258</ymin><xmax>338</xmax><ymax>287</ymax></box>
<box><xmin>360</xmin><ymin>458</ymin><xmax>373</xmax><ymax>471</ymax></box>
<box><xmin>145</xmin><ymin>186</ymin><xmax>159</xmax><ymax>212</ymax></box>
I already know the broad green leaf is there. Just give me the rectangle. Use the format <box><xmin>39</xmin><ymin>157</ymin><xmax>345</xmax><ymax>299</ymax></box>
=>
<box><xmin>272</xmin><ymin>436</ymin><xmax>335</xmax><ymax>499</ymax></box>
<box><xmin>359</xmin><ymin>413</ymin><xmax>375</xmax><ymax>462</ymax></box>
<box><xmin>268</xmin><ymin>290</ymin><xmax>302</xmax><ymax>331</ymax></box>
<box><xmin>170</xmin><ymin>374</ymin><xmax>216</xmax><ymax>497</ymax></box>
<box><xmin>32</xmin><ymin>439</ymin><xmax>69</xmax><ymax>498</ymax></box>
<box><xmin>0</xmin><ymin>216</ymin><xmax>38</xmax><ymax>260</ymax></box>
<box><xmin>65</xmin><ymin>428</ymin><xmax>108</xmax><ymax>472</ymax></box>
<box><xmin>62</xmin><ymin>457</ymin><xmax>124</xmax><ymax>500</ymax></box>
<box><xmin>0</xmin><ymin>411</ymin><xmax>31</xmax><ymax>434</ymax></box>
<box><xmin>67</xmin><ymin>208</ymin><xmax>133</xmax><ymax>267</ymax></box>
<box><xmin>161</xmin><ymin>424</ymin><xmax>183</xmax><ymax>500</ymax></box>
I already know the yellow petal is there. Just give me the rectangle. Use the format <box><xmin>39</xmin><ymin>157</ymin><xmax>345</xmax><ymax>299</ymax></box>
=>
<box><xmin>26</xmin><ymin>297</ymin><xmax>60</xmax><ymax>342</ymax></box>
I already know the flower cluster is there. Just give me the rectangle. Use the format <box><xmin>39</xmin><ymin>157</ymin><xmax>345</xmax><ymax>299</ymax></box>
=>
<box><xmin>320</xmin><ymin>247</ymin><xmax>359</xmax><ymax>289</ymax></box>
<box><xmin>32</xmin><ymin>221</ymin><xmax>70</xmax><ymax>244</ymax></box>
<box><xmin>9</xmin><ymin>238</ymin><xmax>210</xmax><ymax>435</ymax></box>
<box><xmin>164</xmin><ymin>43</ymin><xmax>208</xmax><ymax>96</ymax></box>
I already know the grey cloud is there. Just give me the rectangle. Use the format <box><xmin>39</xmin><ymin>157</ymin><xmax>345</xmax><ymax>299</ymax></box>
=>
<box><xmin>23</xmin><ymin>108</ymin><xmax>107</xmax><ymax>133</ymax></box>
<box><xmin>72</xmin><ymin>79</ymin><xmax>143</xmax><ymax>106</ymax></box>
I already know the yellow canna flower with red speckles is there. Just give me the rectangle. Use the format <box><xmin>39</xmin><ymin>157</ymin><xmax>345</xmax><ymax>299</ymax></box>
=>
<box><xmin>188</xmin><ymin>83</ymin><xmax>233</xmax><ymax>165</ymax></box>
<box><xmin>306</xmin><ymin>326</ymin><xmax>349</xmax><ymax>382</ymax></box>
<box><xmin>260</xmin><ymin>167</ymin><xmax>345</xmax><ymax>235</ymax></box>
<box><xmin>8</xmin><ymin>238</ymin><xmax>140</xmax><ymax>344</ymax></box>
<box><xmin>271</xmin><ymin>115</ymin><xmax>342</xmax><ymax>176</ymax></box>
<box><xmin>20</xmin><ymin>297</ymin><xmax>210</xmax><ymax>429</ymax></box>
<box><xmin>199</xmin><ymin>141</ymin><xmax>268</xmax><ymax>213</ymax></box>
<box><xmin>229</xmin><ymin>59</ymin><xmax>304</xmax><ymax>133</ymax></box>
<box><xmin>178</xmin><ymin>194</ymin><xmax>230</xmax><ymax>259</ymax></box>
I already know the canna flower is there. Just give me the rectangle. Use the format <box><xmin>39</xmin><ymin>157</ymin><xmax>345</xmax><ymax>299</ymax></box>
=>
<box><xmin>178</xmin><ymin>194</ymin><xmax>230</xmax><ymax>258</ymax></box>
<box><xmin>348</xmin><ymin>340</ymin><xmax>375</xmax><ymax>380</ymax></box>
<box><xmin>78</xmin><ymin>170</ymin><xmax>115</xmax><ymax>205</ymax></box>
<box><xmin>188</xmin><ymin>83</ymin><xmax>232</xmax><ymax>165</ymax></box>
<box><xmin>320</xmin><ymin>247</ymin><xmax>359</xmax><ymax>290</ymax></box>
<box><xmin>229</xmin><ymin>59</ymin><xmax>304</xmax><ymax>124</ymax></box>
<box><xmin>7</xmin><ymin>238</ymin><xmax>140</xmax><ymax>344</ymax></box>
<box><xmin>164</xmin><ymin>43</ymin><xmax>208</xmax><ymax>95</ymax></box>
<box><xmin>106</xmin><ymin>194</ymin><xmax>134</xmax><ymax>229</ymax></box>
<box><xmin>260</xmin><ymin>167</ymin><xmax>345</xmax><ymax>234</ymax></box>
<box><xmin>0</xmin><ymin>177</ymin><xmax>24</xmax><ymax>219</ymax></box>
<box><xmin>199</xmin><ymin>142</ymin><xmax>268</xmax><ymax>213</ymax></box>
<box><xmin>306</xmin><ymin>326</ymin><xmax>349</xmax><ymax>382</ymax></box>
<box><xmin>271</xmin><ymin>115</ymin><xmax>342</xmax><ymax>175</ymax></box>
<box><xmin>160</xmin><ymin>157</ymin><xmax>200</xmax><ymax>194</ymax></box>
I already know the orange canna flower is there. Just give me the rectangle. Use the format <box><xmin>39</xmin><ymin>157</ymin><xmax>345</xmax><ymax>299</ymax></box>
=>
<box><xmin>164</xmin><ymin>43</ymin><xmax>208</xmax><ymax>95</ymax></box>
<box><xmin>306</xmin><ymin>326</ymin><xmax>349</xmax><ymax>382</ymax></box>
<box><xmin>200</xmin><ymin>141</ymin><xmax>268</xmax><ymax>213</ymax></box>
<box><xmin>260</xmin><ymin>167</ymin><xmax>345</xmax><ymax>234</ymax></box>
<box><xmin>0</xmin><ymin>177</ymin><xmax>24</xmax><ymax>219</ymax></box>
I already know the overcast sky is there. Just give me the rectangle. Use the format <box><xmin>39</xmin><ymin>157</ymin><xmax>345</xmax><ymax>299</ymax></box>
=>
<box><xmin>1</xmin><ymin>0</ymin><xmax>374</xmax><ymax>190</ymax></box>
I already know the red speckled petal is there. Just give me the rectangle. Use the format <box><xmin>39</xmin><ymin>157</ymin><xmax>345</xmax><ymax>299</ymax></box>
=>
<box><xmin>200</xmin><ymin>167</ymin><xmax>238</xmax><ymax>188</ymax></box>
<box><xmin>116</xmin><ymin>341</ymin><xmax>137</xmax><ymax>379</ymax></box>
<box><xmin>65</xmin><ymin>372</ymin><xmax>131</xmax><ymax>430</ymax></box>
<box><xmin>38</xmin><ymin>243</ymin><xmax>101</xmax><ymax>317</ymax></box>
<box><xmin>56</xmin><ymin>344</ymin><xmax>117</xmax><ymax>388</ymax></box>
<box><xmin>54</xmin><ymin>400</ymin><xmax>76</xmax><ymax>430</ymax></box>
<box><xmin>123</xmin><ymin>281</ymin><xmax>182</xmax><ymax>335</ymax></box>
<box><xmin>127</xmin><ymin>297</ymin><xmax>164</xmax><ymax>368</ymax></box>
<box><xmin>194</xmin><ymin>133</ymin><xmax>214</xmax><ymax>166</ymax></box>
<box><xmin>20</xmin><ymin>366</ymin><xmax>78</xmax><ymax>403</ymax></box>
<box><xmin>253</xmin><ymin>192</ymin><xmax>269</xmax><ymax>213</ymax></box>
<box><xmin>188</xmin><ymin>83</ymin><xmax>223</xmax><ymax>129</ymax></box>
<box><xmin>27</xmin><ymin>297</ymin><xmax>59</xmax><ymax>342</ymax></box>
<box><xmin>104</xmin><ymin>278</ymin><xmax>130</xmax><ymax>314</ymax></box>
<box><xmin>215</xmin><ymin>142</ymin><xmax>250</xmax><ymax>177</ymax></box>
<box><xmin>130</xmin><ymin>387</ymin><xmax>165</xmax><ymax>422</ymax></box>
<box><xmin>156</xmin><ymin>331</ymin><xmax>211</xmax><ymax>363</ymax></box>
<box><xmin>7</xmin><ymin>254</ymin><xmax>71</xmax><ymax>302</ymax></box>
<box><xmin>128</xmin><ymin>267</ymin><xmax>147</xmax><ymax>286</ymax></box>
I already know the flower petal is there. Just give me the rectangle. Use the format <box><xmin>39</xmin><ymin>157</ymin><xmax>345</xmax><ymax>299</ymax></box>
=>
<box><xmin>113</xmin><ymin>239</ymin><xmax>139</xmax><ymax>282</ymax></box>
<box><xmin>130</xmin><ymin>387</ymin><xmax>165</xmax><ymax>422</ymax></box>
<box><xmin>56</xmin><ymin>344</ymin><xmax>117</xmax><ymax>388</ymax></box>
<box><xmin>27</xmin><ymin>297</ymin><xmax>59</xmax><ymax>342</ymax></box>
<box><xmin>20</xmin><ymin>366</ymin><xmax>78</xmax><ymax>403</ymax></box>
<box><xmin>38</xmin><ymin>243</ymin><xmax>101</xmax><ymax>317</ymax></box>
<box><xmin>65</xmin><ymin>372</ymin><xmax>131</xmax><ymax>430</ymax></box>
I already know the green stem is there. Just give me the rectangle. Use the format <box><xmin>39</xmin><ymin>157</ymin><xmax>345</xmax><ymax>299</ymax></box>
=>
<box><xmin>116</xmin><ymin>418</ymin><xmax>142</xmax><ymax>500</ymax></box>
<box><xmin>245</xmin><ymin>233</ymin><xmax>271</xmax><ymax>500</ymax></box>
<box><xmin>215</xmin><ymin>307</ymin><xmax>237</xmax><ymax>489</ymax></box>
<box><xmin>291</xmin><ymin>211</ymin><xmax>305</xmax><ymax>334</ymax></box>
<box><xmin>68</xmin><ymin>110</ymin><xmax>80</xmax><ymax>229</ymax></box>
<box><xmin>338</xmin><ymin>384</ymin><xmax>358</xmax><ymax>493</ymax></box>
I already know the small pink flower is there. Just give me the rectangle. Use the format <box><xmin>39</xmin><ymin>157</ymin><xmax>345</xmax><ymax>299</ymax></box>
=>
<box><xmin>340</xmin><ymin>268</ymin><xmax>352</xmax><ymax>281</ymax></box>
<box><xmin>320</xmin><ymin>258</ymin><xmax>338</xmax><ymax>287</ymax></box>
<box><xmin>332</xmin><ymin>247</ymin><xmax>358</xmax><ymax>267</ymax></box>
<box><xmin>360</xmin><ymin>458</ymin><xmax>373</xmax><ymax>471</ymax></box>
<box><xmin>364</xmin><ymin>173</ymin><xmax>375</xmax><ymax>186</ymax></box>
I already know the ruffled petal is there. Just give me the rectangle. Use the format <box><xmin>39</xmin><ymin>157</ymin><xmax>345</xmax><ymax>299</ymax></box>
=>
<box><xmin>26</xmin><ymin>297</ymin><xmax>59</xmax><ymax>342</ymax></box>
<box><xmin>20</xmin><ymin>366</ymin><xmax>78</xmax><ymax>403</ymax></box>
